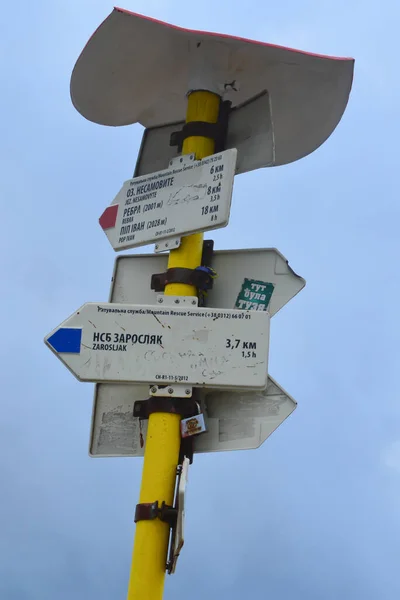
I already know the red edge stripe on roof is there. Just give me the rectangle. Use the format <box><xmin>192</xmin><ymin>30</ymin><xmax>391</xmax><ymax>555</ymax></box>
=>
<box><xmin>114</xmin><ymin>6</ymin><xmax>354</xmax><ymax>62</ymax></box>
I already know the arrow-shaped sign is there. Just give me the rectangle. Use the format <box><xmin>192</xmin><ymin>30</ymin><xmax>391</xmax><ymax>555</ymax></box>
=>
<box><xmin>90</xmin><ymin>375</ymin><xmax>297</xmax><ymax>457</ymax></box>
<box><xmin>99</xmin><ymin>150</ymin><xmax>237</xmax><ymax>252</ymax></box>
<box><xmin>45</xmin><ymin>301</ymin><xmax>270</xmax><ymax>389</ymax></box>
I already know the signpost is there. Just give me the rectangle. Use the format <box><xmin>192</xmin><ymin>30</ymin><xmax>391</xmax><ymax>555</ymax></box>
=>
<box><xmin>99</xmin><ymin>149</ymin><xmax>237</xmax><ymax>252</ymax></box>
<box><xmin>45</xmin><ymin>7</ymin><xmax>354</xmax><ymax>600</ymax></box>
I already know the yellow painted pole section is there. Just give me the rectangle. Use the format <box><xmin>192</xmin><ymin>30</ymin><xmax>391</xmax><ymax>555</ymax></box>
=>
<box><xmin>165</xmin><ymin>91</ymin><xmax>221</xmax><ymax>296</ymax></box>
<box><xmin>127</xmin><ymin>90</ymin><xmax>220</xmax><ymax>600</ymax></box>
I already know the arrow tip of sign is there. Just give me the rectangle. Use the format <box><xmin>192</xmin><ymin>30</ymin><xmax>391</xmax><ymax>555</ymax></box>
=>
<box><xmin>46</xmin><ymin>328</ymin><xmax>82</xmax><ymax>354</ymax></box>
<box><xmin>99</xmin><ymin>205</ymin><xmax>118</xmax><ymax>230</ymax></box>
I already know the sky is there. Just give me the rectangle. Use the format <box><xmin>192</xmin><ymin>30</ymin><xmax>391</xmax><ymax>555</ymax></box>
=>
<box><xmin>2</xmin><ymin>1</ymin><xmax>400</xmax><ymax>598</ymax></box>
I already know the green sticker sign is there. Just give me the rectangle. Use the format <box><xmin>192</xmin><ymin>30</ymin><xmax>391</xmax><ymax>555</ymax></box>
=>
<box><xmin>235</xmin><ymin>279</ymin><xmax>274</xmax><ymax>312</ymax></box>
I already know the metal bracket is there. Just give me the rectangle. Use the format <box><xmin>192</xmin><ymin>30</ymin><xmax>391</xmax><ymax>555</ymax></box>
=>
<box><xmin>150</xmin><ymin>384</ymin><xmax>193</xmax><ymax>398</ymax></box>
<box><xmin>134</xmin><ymin>501</ymin><xmax>177</xmax><ymax>527</ymax></box>
<box><xmin>156</xmin><ymin>295</ymin><xmax>198</xmax><ymax>307</ymax></box>
<box><xmin>169</xmin><ymin>153</ymin><xmax>196</xmax><ymax>168</ymax></box>
<box><xmin>201</xmin><ymin>239</ymin><xmax>214</xmax><ymax>268</ymax></box>
<box><xmin>170</xmin><ymin>101</ymin><xmax>231</xmax><ymax>153</ymax></box>
<box><xmin>167</xmin><ymin>457</ymin><xmax>190</xmax><ymax>574</ymax></box>
<box><xmin>151</xmin><ymin>239</ymin><xmax>215</xmax><ymax>305</ymax></box>
<box><xmin>133</xmin><ymin>396</ymin><xmax>199</xmax><ymax>420</ymax></box>
<box><xmin>154</xmin><ymin>237</ymin><xmax>181</xmax><ymax>253</ymax></box>
<box><xmin>134</xmin><ymin>461</ymin><xmax>191</xmax><ymax>574</ymax></box>
<box><xmin>152</xmin><ymin>267</ymin><xmax>214</xmax><ymax>293</ymax></box>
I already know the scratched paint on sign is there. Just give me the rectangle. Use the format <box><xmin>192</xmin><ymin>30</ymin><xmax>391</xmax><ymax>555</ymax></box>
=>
<box><xmin>99</xmin><ymin>149</ymin><xmax>237</xmax><ymax>251</ymax></box>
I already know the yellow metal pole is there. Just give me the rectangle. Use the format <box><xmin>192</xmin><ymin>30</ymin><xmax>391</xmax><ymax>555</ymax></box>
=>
<box><xmin>127</xmin><ymin>89</ymin><xmax>221</xmax><ymax>600</ymax></box>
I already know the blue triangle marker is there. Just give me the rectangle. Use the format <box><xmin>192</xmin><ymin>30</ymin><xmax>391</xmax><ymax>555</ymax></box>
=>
<box><xmin>47</xmin><ymin>328</ymin><xmax>82</xmax><ymax>354</ymax></box>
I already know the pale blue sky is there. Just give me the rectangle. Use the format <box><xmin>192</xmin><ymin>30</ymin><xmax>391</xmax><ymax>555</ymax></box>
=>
<box><xmin>2</xmin><ymin>1</ymin><xmax>400</xmax><ymax>598</ymax></box>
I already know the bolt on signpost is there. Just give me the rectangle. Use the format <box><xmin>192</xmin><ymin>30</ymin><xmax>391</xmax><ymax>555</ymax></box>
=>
<box><xmin>45</xmin><ymin>8</ymin><xmax>354</xmax><ymax>600</ymax></box>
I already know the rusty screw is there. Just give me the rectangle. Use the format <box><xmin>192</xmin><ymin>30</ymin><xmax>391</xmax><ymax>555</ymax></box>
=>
<box><xmin>150</xmin><ymin>386</ymin><xmax>157</xmax><ymax>394</ymax></box>
<box><xmin>168</xmin><ymin>387</ymin><xmax>174</xmax><ymax>394</ymax></box>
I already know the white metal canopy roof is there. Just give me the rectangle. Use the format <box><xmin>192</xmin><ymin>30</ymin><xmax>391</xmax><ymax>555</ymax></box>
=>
<box><xmin>70</xmin><ymin>7</ymin><xmax>354</xmax><ymax>166</ymax></box>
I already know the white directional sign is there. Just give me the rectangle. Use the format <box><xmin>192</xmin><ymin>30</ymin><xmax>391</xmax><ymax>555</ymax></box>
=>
<box><xmin>45</xmin><ymin>301</ymin><xmax>270</xmax><ymax>389</ymax></box>
<box><xmin>90</xmin><ymin>376</ymin><xmax>296</xmax><ymax>457</ymax></box>
<box><xmin>99</xmin><ymin>149</ymin><xmax>237</xmax><ymax>251</ymax></box>
<box><xmin>89</xmin><ymin>248</ymin><xmax>305</xmax><ymax>457</ymax></box>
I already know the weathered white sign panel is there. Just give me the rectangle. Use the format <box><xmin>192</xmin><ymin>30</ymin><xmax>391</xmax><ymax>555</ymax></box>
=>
<box><xmin>90</xmin><ymin>376</ymin><xmax>296</xmax><ymax>456</ymax></box>
<box><xmin>106</xmin><ymin>247</ymin><xmax>305</xmax><ymax>317</ymax></box>
<box><xmin>45</xmin><ymin>302</ymin><xmax>270</xmax><ymax>389</ymax></box>
<box><xmin>99</xmin><ymin>149</ymin><xmax>237</xmax><ymax>251</ymax></box>
<box><xmin>89</xmin><ymin>247</ymin><xmax>304</xmax><ymax>456</ymax></box>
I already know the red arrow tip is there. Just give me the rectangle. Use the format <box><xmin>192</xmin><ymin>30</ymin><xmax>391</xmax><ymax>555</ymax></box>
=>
<box><xmin>99</xmin><ymin>205</ymin><xmax>119</xmax><ymax>230</ymax></box>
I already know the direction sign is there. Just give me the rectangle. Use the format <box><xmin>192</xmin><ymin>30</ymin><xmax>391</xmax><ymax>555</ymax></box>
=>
<box><xmin>99</xmin><ymin>150</ymin><xmax>237</xmax><ymax>251</ymax></box>
<box><xmin>90</xmin><ymin>376</ymin><xmax>296</xmax><ymax>457</ymax></box>
<box><xmin>89</xmin><ymin>247</ymin><xmax>304</xmax><ymax>457</ymax></box>
<box><xmin>45</xmin><ymin>301</ymin><xmax>270</xmax><ymax>389</ymax></box>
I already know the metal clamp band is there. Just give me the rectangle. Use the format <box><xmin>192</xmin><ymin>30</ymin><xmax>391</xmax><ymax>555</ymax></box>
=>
<box><xmin>151</xmin><ymin>266</ymin><xmax>215</xmax><ymax>293</ymax></box>
<box><xmin>169</xmin><ymin>100</ymin><xmax>231</xmax><ymax>153</ymax></box>
<box><xmin>134</xmin><ymin>501</ymin><xmax>177</xmax><ymax>526</ymax></box>
<box><xmin>133</xmin><ymin>396</ymin><xmax>199</xmax><ymax>420</ymax></box>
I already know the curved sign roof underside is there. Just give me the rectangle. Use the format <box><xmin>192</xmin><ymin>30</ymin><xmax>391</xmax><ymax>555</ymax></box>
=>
<box><xmin>70</xmin><ymin>8</ymin><xmax>354</xmax><ymax>166</ymax></box>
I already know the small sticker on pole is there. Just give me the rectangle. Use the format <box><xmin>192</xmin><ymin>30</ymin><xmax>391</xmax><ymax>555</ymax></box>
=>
<box><xmin>181</xmin><ymin>414</ymin><xmax>207</xmax><ymax>438</ymax></box>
